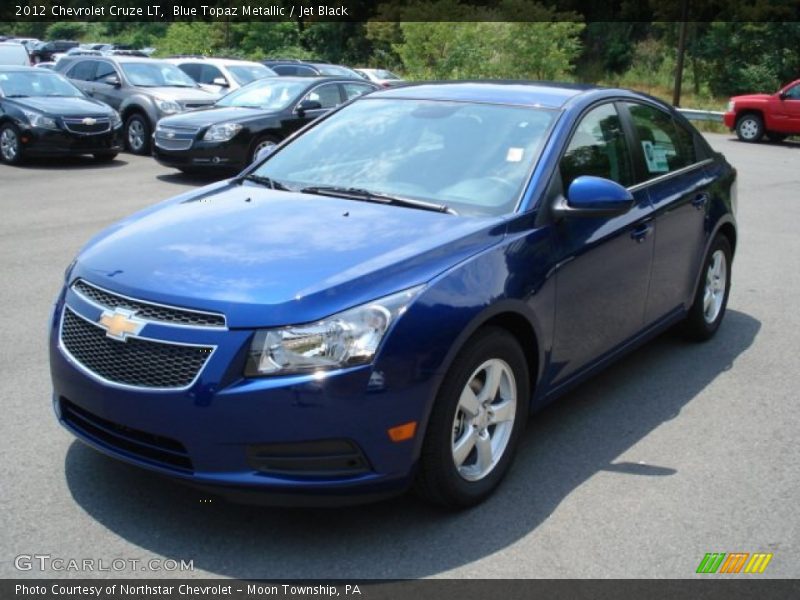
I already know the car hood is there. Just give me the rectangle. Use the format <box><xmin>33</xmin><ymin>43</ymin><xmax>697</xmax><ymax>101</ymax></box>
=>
<box><xmin>159</xmin><ymin>106</ymin><xmax>274</xmax><ymax>128</ymax></box>
<box><xmin>731</xmin><ymin>93</ymin><xmax>773</xmax><ymax>103</ymax></box>
<box><xmin>12</xmin><ymin>96</ymin><xmax>113</xmax><ymax>117</ymax></box>
<box><xmin>71</xmin><ymin>182</ymin><xmax>505</xmax><ymax>328</ymax></box>
<box><xmin>141</xmin><ymin>86</ymin><xmax>216</xmax><ymax>103</ymax></box>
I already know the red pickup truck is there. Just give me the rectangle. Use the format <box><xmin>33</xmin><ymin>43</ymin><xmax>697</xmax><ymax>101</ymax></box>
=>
<box><xmin>723</xmin><ymin>79</ymin><xmax>800</xmax><ymax>142</ymax></box>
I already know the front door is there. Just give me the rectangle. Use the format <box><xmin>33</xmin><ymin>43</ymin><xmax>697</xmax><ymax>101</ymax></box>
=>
<box><xmin>549</xmin><ymin>102</ymin><xmax>655</xmax><ymax>386</ymax></box>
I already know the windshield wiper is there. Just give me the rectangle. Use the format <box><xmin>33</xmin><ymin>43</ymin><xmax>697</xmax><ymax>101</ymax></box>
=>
<box><xmin>300</xmin><ymin>186</ymin><xmax>456</xmax><ymax>215</ymax></box>
<box><xmin>239</xmin><ymin>174</ymin><xmax>291</xmax><ymax>191</ymax></box>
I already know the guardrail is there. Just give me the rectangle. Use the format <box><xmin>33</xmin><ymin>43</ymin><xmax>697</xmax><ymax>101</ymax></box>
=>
<box><xmin>678</xmin><ymin>108</ymin><xmax>725</xmax><ymax>123</ymax></box>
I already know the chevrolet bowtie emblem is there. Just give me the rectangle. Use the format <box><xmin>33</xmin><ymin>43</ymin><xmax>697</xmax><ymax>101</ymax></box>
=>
<box><xmin>165</xmin><ymin>131</ymin><xmax>175</xmax><ymax>139</ymax></box>
<box><xmin>82</xmin><ymin>117</ymin><xmax>97</xmax><ymax>126</ymax></box>
<box><xmin>98</xmin><ymin>308</ymin><xmax>145</xmax><ymax>341</ymax></box>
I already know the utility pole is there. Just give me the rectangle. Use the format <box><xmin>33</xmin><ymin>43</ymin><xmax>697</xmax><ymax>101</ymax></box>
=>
<box><xmin>673</xmin><ymin>0</ymin><xmax>689</xmax><ymax>107</ymax></box>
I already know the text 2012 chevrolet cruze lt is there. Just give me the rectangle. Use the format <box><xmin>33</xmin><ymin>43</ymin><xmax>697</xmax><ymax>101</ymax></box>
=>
<box><xmin>49</xmin><ymin>82</ymin><xmax>737</xmax><ymax>508</ymax></box>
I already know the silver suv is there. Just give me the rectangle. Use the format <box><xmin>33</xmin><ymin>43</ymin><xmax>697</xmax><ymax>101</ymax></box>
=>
<box><xmin>56</xmin><ymin>56</ymin><xmax>216</xmax><ymax>154</ymax></box>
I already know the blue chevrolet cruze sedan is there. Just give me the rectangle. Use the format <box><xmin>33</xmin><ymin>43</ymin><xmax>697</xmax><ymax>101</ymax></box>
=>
<box><xmin>49</xmin><ymin>82</ymin><xmax>737</xmax><ymax>508</ymax></box>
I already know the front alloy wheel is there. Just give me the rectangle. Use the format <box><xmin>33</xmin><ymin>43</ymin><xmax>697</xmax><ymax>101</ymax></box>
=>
<box><xmin>0</xmin><ymin>125</ymin><xmax>22</xmax><ymax>164</ymax></box>
<box><xmin>451</xmin><ymin>359</ymin><xmax>517</xmax><ymax>482</ymax></box>
<box><xmin>416</xmin><ymin>327</ymin><xmax>529</xmax><ymax>508</ymax></box>
<box><xmin>125</xmin><ymin>115</ymin><xmax>151</xmax><ymax>155</ymax></box>
<box><xmin>735</xmin><ymin>114</ymin><xmax>764</xmax><ymax>142</ymax></box>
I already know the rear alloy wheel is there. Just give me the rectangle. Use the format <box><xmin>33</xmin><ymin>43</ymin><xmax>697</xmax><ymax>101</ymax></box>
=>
<box><xmin>0</xmin><ymin>124</ymin><xmax>23</xmax><ymax>165</ymax></box>
<box><xmin>415</xmin><ymin>327</ymin><xmax>530</xmax><ymax>508</ymax></box>
<box><xmin>682</xmin><ymin>235</ymin><xmax>732</xmax><ymax>341</ymax></box>
<box><xmin>735</xmin><ymin>114</ymin><xmax>764</xmax><ymax>143</ymax></box>
<box><xmin>125</xmin><ymin>114</ymin><xmax>151</xmax><ymax>155</ymax></box>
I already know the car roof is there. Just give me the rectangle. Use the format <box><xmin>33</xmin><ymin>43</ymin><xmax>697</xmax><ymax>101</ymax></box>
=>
<box><xmin>168</xmin><ymin>57</ymin><xmax>265</xmax><ymax>67</ymax></box>
<box><xmin>372</xmin><ymin>81</ymin><xmax>601</xmax><ymax>109</ymax></box>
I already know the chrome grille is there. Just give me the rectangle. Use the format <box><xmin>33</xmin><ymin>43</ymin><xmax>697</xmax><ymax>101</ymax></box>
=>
<box><xmin>60</xmin><ymin>308</ymin><xmax>213</xmax><ymax>389</ymax></box>
<box><xmin>72</xmin><ymin>279</ymin><xmax>226</xmax><ymax>328</ymax></box>
<box><xmin>63</xmin><ymin>117</ymin><xmax>111</xmax><ymax>135</ymax></box>
<box><xmin>182</xmin><ymin>101</ymin><xmax>214</xmax><ymax>110</ymax></box>
<box><xmin>155</xmin><ymin>125</ymin><xmax>198</xmax><ymax>151</ymax></box>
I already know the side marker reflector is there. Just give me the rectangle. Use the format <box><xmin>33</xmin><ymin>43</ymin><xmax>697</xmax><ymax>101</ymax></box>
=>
<box><xmin>388</xmin><ymin>421</ymin><xmax>417</xmax><ymax>442</ymax></box>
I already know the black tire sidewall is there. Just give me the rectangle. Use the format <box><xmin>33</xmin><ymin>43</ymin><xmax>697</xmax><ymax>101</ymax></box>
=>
<box><xmin>125</xmin><ymin>114</ymin><xmax>151</xmax><ymax>155</ymax></box>
<box><xmin>0</xmin><ymin>123</ymin><xmax>23</xmax><ymax>164</ymax></box>
<box><xmin>417</xmin><ymin>327</ymin><xmax>530</xmax><ymax>507</ymax></box>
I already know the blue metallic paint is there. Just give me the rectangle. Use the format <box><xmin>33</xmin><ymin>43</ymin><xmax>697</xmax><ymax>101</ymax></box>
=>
<box><xmin>49</xmin><ymin>82</ymin><xmax>737</xmax><ymax>502</ymax></box>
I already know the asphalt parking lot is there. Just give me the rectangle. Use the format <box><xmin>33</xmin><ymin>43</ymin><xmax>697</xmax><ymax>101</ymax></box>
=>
<box><xmin>1</xmin><ymin>133</ymin><xmax>798</xmax><ymax>579</ymax></box>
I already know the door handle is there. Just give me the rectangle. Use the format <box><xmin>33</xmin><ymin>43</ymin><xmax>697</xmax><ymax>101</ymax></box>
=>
<box><xmin>692</xmin><ymin>192</ymin><xmax>709</xmax><ymax>209</ymax></box>
<box><xmin>630</xmin><ymin>221</ymin><xmax>652</xmax><ymax>244</ymax></box>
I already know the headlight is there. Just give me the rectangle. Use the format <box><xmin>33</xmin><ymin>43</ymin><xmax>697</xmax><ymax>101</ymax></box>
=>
<box><xmin>727</xmin><ymin>100</ymin><xmax>735</xmax><ymax>112</ymax></box>
<box><xmin>22</xmin><ymin>109</ymin><xmax>58</xmax><ymax>130</ymax></box>
<box><xmin>109</xmin><ymin>111</ymin><xmax>122</xmax><ymax>128</ymax></box>
<box><xmin>203</xmin><ymin>122</ymin><xmax>243</xmax><ymax>142</ymax></box>
<box><xmin>155</xmin><ymin>98</ymin><xmax>181</xmax><ymax>114</ymax></box>
<box><xmin>245</xmin><ymin>286</ymin><xmax>424</xmax><ymax>377</ymax></box>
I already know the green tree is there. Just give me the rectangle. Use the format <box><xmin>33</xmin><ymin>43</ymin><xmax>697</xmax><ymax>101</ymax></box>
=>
<box><xmin>45</xmin><ymin>21</ymin><xmax>87</xmax><ymax>40</ymax></box>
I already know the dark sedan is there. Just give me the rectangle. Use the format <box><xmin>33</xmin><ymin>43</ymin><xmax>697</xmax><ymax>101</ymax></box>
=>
<box><xmin>152</xmin><ymin>76</ymin><xmax>377</xmax><ymax>173</ymax></box>
<box><xmin>0</xmin><ymin>66</ymin><xmax>122</xmax><ymax>164</ymax></box>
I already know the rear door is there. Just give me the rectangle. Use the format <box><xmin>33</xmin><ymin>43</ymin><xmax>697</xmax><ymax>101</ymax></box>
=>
<box><xmin>621</xmin><ymin>101</ymin><xmax>712</xmax><ymax>324</ymax></box>
<box><xmin>64</xmin><ymin>59</ymin><xmax>98</xmax><ymax>95</ymax></box>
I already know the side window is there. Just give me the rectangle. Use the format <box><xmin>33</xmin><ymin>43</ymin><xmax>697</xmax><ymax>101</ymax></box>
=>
<box><xmin>343</xmin><ymin>82</ymin><xmax>374</xmax><ymax>101</ymax></box>
<box><xmin>200</xmin><ymin>64</ymin><xmax>224</xmax><ymax>85</ymax></box>
<box><xmin>785</xmin><ymin>84</ymin><xmax>800</xmax><ymax>100</ymax></box>
<box><xmin>67</xmin><ymin>60</ymin><xmax>96</xmax><ymax>81</ymax></box>
<box><xmin>272</xmin><ymin>65</ymin><xmax>296</xmax><ymax>76</ymax></box>
<box><xmin>560</xmin><ymin>103</ymin><xmax>634</xmax><ymax>191</ymax></box>
<box><xmin>93</xmin><ymin>61</ymin><xmax>117</xmax><ymax>82</ymax></box>
<box><xmin>295</xmin><ymin>66</ymin><xmax>317</xmax><ymax>77</ymax></box>
<box><xmin>178</xmin><ymin>63</ymin><xmax>202</xmax><ymax>82</ymax></box>
<box><xmin>303</xmin><ymin>83</ymin><xmax>343</xmax><ymax>109</ymax></box>
<box><xmin>626</xmin><ymin>102</ymin><xmax>696</xmax><ymax>178</ymax></box>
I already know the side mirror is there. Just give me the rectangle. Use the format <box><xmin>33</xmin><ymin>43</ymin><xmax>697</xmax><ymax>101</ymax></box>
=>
<box><xmin>553</xmin><ymin>176</ymin><xmax>635</xmax><ymax>218</ymax></box>
<box><xmin>103</xmin><ymin>74</ymin><xmax>121</xmax><ymax>87</ymax></box>
<box><xmin>212</xmin><ymin>77</ymin><xmax>229</xmax><ymax>87</ymax></box>
<box><xmin>296</xmin><ymin>99</ymin><xmax>322</xmax><ymax>116</ymax></box>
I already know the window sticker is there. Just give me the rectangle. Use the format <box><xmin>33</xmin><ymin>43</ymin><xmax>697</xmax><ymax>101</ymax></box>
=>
<box><xmin>506</xmin><ymin>147</ymin><xmax>524</xmax><ymax>162</ymax></box>
<box><xmin>642</xmin><ymin>140</ymin><xmax>669</xmax><ymax>173</ymax></box>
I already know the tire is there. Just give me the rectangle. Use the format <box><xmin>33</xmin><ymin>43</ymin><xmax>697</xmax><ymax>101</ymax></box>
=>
<box><xmin>93</xmin><ymin>152</ymin><xmax>118</xmax><ymax>162</ymax></box>
<box><xmin>766</xmin><ymin>132</ymin><xmax>787</xmax><ymax>143</ymax></box>
<box><xmin>415</xmin><ymin>327</ymin><xmax>530</xmax><ymax>508</ymax></box>
<box><xmin>125</xmin><ymin>113</ymin><xmax>151</xmax><ymax>155</ymax></box>
<box><xmin>249</xmin><ymin>135</ymin><xmax>280</xmax><ymax>164</ymax></box>
<box><xmin>735</xmin><ymin>113</ymin><xmax>764</xmax><ymax>143</ymax></box>
<box><xmin>682</xmin><ymin>235</ymin><xmax>732</xmax><ymax>342</ymax></box>
<box><xmin>0</xmin><ymin>123</ymin><xmax>24</xmax><ymax>165</ymax></box>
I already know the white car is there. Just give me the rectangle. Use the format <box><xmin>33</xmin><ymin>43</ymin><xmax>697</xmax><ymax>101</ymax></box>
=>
<box><xmin>0</xmin><ymin>42</ymin><xmax>30</xmax><ymax>66</ymax></box>
<box><xmin>354</xmin><ymin>68</ymin><xmax>404</xmax><ymax>88</ymax></box>
<box><xmin>165</xmin><ymin>57</ymin><xmax>276</xmax><ymax>95</ymax></box>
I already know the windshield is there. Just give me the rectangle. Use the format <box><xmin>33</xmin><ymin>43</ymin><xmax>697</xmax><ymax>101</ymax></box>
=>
<box><xmin>374</xmin><ymin>70</ymin><xmax>400</xmax><ymax>80</ymax></box>
<box><xmin>253</xmin><ymin>98</ymin><xmax>555</xmax><ymax>217</ymax></box>
<box><xmin>216</xmin><ymin>78</ymin><xmax>308</xmax><ymax>110</ymax></box>
<box><xmin>121</xmin><ymin>62</ymin><xmax>197</xmax><ymax>87</ymax></box>
<box><xmin>227</xmin><ymin>64</ymin><xmax>275</xmax><ymax>86</ymax></box>
<box><xmin>0</xmin><ymin>70</ymin><xmax>83</xmax><ymax>97</ymax></box>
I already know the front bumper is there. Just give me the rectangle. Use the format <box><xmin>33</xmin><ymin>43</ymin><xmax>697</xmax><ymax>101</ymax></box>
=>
<box><xmin>49</xmin><ymin>284</ymin><xmax>427</xmax><ymax>503</ymax></box>
<box><xmin>723</xmin><ymin>111</ymin><xmax>736</xmax><ymax>129</ymax></box>
<box><xmin>20</xmin><ymin>125</ymin><xmax>123</xmax><ymax>157</ymax></box>
<box><xmin>153</xmin><ymin>136</ymin><xmax>249</xmax><ymax>171</ymax></box>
